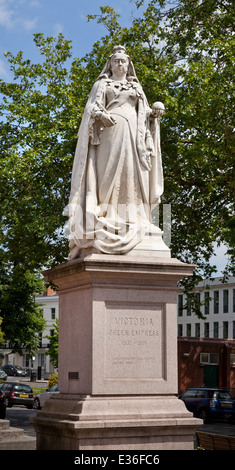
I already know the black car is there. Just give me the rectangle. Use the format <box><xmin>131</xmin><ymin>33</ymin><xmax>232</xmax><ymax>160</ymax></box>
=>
<box><xmin>0</xmin><ymin>389</ymin><xmax>6</xmax><ymax>419</ymax></box>
<box><xmin>1</xmin><ymin>365</ymin><xmax>27</xmax><ymax>377</ymax></box>
<box><xmin>179</xmin><ymin>387</ymin><xmax>235</xmax><ymax>423</ymax></box>
<box><xmin>0</xmin><ymin>382</ymin><xmax>34</xmax><ymax>409</ymax></box>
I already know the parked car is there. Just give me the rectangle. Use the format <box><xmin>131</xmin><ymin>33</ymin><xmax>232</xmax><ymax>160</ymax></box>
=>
<box><xmin>33</xmin><ymin>384</ymin><xmax>59</xmax><ymax>410</ymax></box>
<box><xmin>0</xmin><ymin>369</ymin><xmax>7</xmax><ymax>381</ymax></box>
<box><xmin>179</xmin><ymin>387</ymin><xmax>235</xmax><ymax>423</ymax></box>
<box><xmin>0</xmin><ymin>389</ymin><xmax>6</xmax><ymax>419</ymax></box>
<box><xmin>0</xmin><ymin>382</ymin><xmax>34</xmax><ymax>409</ymax></box>
<box><xmin>1</xmin><ymin>365</ymin><xmax>27</xmax><ymax>377</ymax></box>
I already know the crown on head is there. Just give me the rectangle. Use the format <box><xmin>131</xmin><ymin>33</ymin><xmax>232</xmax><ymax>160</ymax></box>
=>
<box><xmin>112</xmin><ymin>45</ymin><xmax>126</xmax><ymax>54</ymax></box>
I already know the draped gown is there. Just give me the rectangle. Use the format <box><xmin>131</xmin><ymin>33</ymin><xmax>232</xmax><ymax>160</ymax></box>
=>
<box><xmin>68</xmin><ymin>77</ymin><xmax>163</xmax><ymax>257</ymax></box>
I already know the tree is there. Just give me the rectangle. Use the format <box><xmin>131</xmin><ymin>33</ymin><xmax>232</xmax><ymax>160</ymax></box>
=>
<box><xmin>0</xmin><ymin>317</ymin><xmax>4</xmax><ymax>346</ymax></box>
<box><xmin>45</xmin><ymin>318</ymin><xmax>59</xmax><ymax>369</ymax></box>
<box><xmin>0</xmin><ymin>34</ymin><xmax>77</xmax><ymax>270</ymax></box>
<box><xmin>0</xmin><ymin>1</ymin><xmax>234</xmax><ymax>326</ymax></box>
<box><xmin>0</xmin><ymin>34</ymin><xmax>76</xmax><ymax>352</ymax></box>
<box><xmin>0</xmin><ymin>266</ymin><xmax>46</xmax><ymax>356</ymax></box>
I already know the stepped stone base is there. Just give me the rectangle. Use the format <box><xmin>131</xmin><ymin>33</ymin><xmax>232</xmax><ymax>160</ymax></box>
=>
<box><xmin>0</xmin><ymin>419</ymin><xmax>36</xmax><ymax>450</ymax></box>
<box><xmin>32</xmin><ymin>254</ymin><xmax>201</xmax><ymax>450</ymax></box>
<box><xmin>33</xmin><ymin>394</ymin><xmax>201</xmax><ymax>450</ymax></box>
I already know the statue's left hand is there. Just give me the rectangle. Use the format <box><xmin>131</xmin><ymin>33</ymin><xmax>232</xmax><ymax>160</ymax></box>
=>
<box><xmin>151</xmin><ymin>102</ymin><xmax>165</xmax><ymax>118</ymax></box>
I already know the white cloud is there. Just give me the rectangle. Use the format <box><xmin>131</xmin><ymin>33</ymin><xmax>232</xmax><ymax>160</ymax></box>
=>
<box><xmin>30</xmin><ymin>0</ymin><xmax>41</xmax><ymax>7</ymax></box>
<box><xmin>0</xmin><ymin>58</ymin><xmax>8</xmax><ymax>77</ymax></box>
<box><xmin>0</xmin><ymin>0</ymin><xmax>14</xmax><ymax>28</ymax></box>
<box><xmin>22</xmin><ymin>16</ymin><xmax>38</xmax><ymax>32</ymax></box>
<box><xmin>0</xmin><ymin>0</ymin><xmax>38</xmax><ymax>31</ymax></box>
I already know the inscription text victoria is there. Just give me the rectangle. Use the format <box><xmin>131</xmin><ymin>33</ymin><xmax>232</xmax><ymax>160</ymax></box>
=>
<box><xmin>105</xmin><ymin>305</ymin><xmax>164</xmax><ymax>380</ymax></box>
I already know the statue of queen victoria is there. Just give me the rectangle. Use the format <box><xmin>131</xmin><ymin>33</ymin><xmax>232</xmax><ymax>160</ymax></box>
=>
<box><xmin>68</xmin><ymin>45</ymin><xmax>167</xmax><ymax>259</ymax></box>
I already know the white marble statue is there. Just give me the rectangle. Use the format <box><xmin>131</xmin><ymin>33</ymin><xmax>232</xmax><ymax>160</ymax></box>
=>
<box><xmin>68</xmin><ymin>45</ymin><xmax>166</xmax><ymax>259</ymax></box>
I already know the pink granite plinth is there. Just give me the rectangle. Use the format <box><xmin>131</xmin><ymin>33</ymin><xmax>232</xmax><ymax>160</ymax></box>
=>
<box><xmin>32</xmin><ymin>254</ymin><xmax>201</xmax><ymax>449</ymax></box>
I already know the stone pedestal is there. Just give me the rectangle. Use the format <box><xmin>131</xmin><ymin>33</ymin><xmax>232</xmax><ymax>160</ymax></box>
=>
<box><xmin>0</xmin><ymin>419</ymin><xmax>36</xmax><ymax>450</ymax></box>
<box><xmin>32</xmin><ymin>254</ymin><xmax>201</xmax><ymax>450</ymax></box>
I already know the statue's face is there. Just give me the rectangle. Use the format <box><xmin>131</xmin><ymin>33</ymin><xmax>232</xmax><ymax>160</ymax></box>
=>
<box><xmin>111</xmin><ymin>52</ymin><xmax>129</xmax><ymax>77</ymax></box>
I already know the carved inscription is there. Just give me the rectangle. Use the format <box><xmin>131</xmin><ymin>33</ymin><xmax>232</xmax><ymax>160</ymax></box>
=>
<box><xmin>105</xmin><ymin>304</ymin><xmax>164</xmax><ymax>380</ymax></box>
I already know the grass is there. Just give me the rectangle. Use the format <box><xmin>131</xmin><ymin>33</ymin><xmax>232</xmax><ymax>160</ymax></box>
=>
<box><xmin>32</xmin><ymin>386</ymin><xmax>47</xmax><ymax>396</ymax></box>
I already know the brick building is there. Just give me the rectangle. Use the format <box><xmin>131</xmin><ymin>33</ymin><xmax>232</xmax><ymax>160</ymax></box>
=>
<box><xmin>178</xmin><ymin>337</ymin><xmax>235</xmax><ymax>395</ymax></box>
<box><xmin>177</xmin><ymin>276</ymin><xmax>235</xmax><ymax>394</ymax></box>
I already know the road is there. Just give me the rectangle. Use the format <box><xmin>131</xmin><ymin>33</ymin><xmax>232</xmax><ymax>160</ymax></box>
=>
<box><xmin>6</xmin><ymin>407</ymin><xmax>38</xmax><ymax>437</ymax></box>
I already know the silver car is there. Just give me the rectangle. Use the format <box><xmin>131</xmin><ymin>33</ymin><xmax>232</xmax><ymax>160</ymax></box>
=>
<box><xmin>33</xmin><ymin>384</ymin><xmax>59</xmax><ymax>409</ymax></box>
<box><xmin>1</xmin><ymin>365</ymin><xmax>27</xmax><ymax>377</ymax></box>
<box><xmin>0</xmin><ymin>369</ymin><xmax>7</xmax><ymax>381</ymax></box>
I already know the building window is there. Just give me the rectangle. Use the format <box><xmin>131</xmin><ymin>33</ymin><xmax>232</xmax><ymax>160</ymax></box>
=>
<box><xmin>223</xmin><ymin>290</ymin><xmax>229</xmax><ymax>313</ymax></box>
<box><xmin>223</xmin><ymin>321</ymin><xmax>228</xmax><ymax>339</ymax></box>
<box><xmin>233</xmin><ymin>289</ymin><xmax>235</xmax><ymax>313</ymax></box>
<box><xmin>23</xmin><ymin>354</ymin><xmax>30</xmax><ymax>368</ymax></box>
<box><xmin>178</xmin><ymin>295</ymin><xmax>183</xmax><ymax>317</ymax></box>
<box><xmin>195</xmin><ymin>323</ymin><xmax>200</xmax><ymax>337</ymax></box>
<box><xmin>178</xmin><ymin>324</ymin><xmax>183</xmax><ymax>337</ymax></box>
<box><xmin>200</xmin><ymin>352</ymin><xmax>219</xmax><ymax>365</ymax></box>
<box><xmin>195</xmin><ymin>292</ymin><xmax>201</xmax><ymax>316</ymax></box>
<box><xmin>204</xmin><ymin>291</ymin><xmax>210</xmax><ymax>315</ymax></box>
<box><xmin>213</xmin><ymin>322</ymin><xmax>219</xmax><ymax>339</ymax></box>
<box><xmin>51</xmin><ymin>308</ymin><xmax>56</xmax><ymax>320</ymax></box>
<box><xmin>204</xmin><ymin>322</ymin><xmax>210</xmax><ymax>338</ymax></box>
<box><xmin>38</xmin><ymin>353</ymin><xmax>46</xmax><ymax>368</ymax></box>
<box><xmin>214</xmin><ymin>291</ymin><xmax>219</xmax><ymax>314</ymax></box>
<box><xmin>233</xmin><ymin>321</ymin><xmax>235</xmax><ymax>339</ymax></box>
<box><xmin>230</xmin><ymin>354</ymin><xmax>235</xmax><ymax>366</ymax></box>
<box><xmin>186</xmin><ymin>296</ymin><xmax>191</xmax><ymax>316</ymax></box>
<box><xmin>186</xmin><ymin>324</ymin><xmax>191</xmax><ymax>337</ymax></box>
<box><xmin>210</xmin><ymin>353</ymin><xmax>219</xmax><ymax>364</ymax></box>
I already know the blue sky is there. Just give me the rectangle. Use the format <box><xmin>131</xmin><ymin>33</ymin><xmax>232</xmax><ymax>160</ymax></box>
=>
<box><xmin>0</xmin><ymin>0</ymin><xmax>143</xmax><ymax>79</ymax></box>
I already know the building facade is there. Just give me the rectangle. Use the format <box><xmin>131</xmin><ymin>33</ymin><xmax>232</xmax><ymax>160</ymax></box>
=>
<box><xmin>0</xmin><ymin>290</ymin><xmax>59</xmax><ymax>379</ymax></box>
<box><xmin>178</xmin><ymin>277</ymin><xmax>235</xmax><ymax>340</ymax></box>
<box><xmin>177</xmin><ymin>277</ymin><xmax>235</xmax><ymax>394</ymax></box>
<box><xmin>178</xmin><ymin>337</ymin><xmax>235</xmax><ymax>395</ymax></box>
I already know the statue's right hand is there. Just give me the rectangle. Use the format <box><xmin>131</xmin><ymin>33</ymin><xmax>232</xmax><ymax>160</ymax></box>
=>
<box><xmin>101</xmin><ymin>112</ymin><xmax>116</xmax><ymax>127</ymax></box>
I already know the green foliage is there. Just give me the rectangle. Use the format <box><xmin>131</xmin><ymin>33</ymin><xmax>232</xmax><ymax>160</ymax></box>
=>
<box><xmin>0</xmin><ymin>1</ymin><xmax>234</xmax><ymax>326</ymax></box>
<box><xmin>45</xmin><ymin>318</ymin><xmax>58</xmax><ymax>368</ymax></box>
<box><xmin>0</xmin><ymin>266</ymin><xmax>45</xmax><ymax>356</ymax></box>
<box><xmin>0</xmin><ymin>34</ymin><xmax>78</xmax><ymax>351</ymax></box>
<box><xmin>0</xmin><ymin>317</ymin><xmax>4</xmax><ymax>346</ymax></box>
<box><xmin>87</xmin><ymin>6</ymin><xmax>121</xmax><ymax>38</ymax></box>
<box><xmin>0</xmin><ymin>33</ymin><xmax>77</xmax><ymax>270</ymax></box>
<box><xmin>47</xmin><ymin>371</ymin><xmax>58</xmax><ymax>389</ymax></box>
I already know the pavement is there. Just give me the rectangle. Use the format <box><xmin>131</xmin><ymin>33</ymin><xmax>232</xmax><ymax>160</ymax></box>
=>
<box><xmin>197</xmin><ymin>420</ymin><xmax>235</xmax><ymax>437</ymax></box>
<box><xmin>24</xmin><ymin>379</ymin><xmax>48</xmax><ymax>387</ymax></box>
